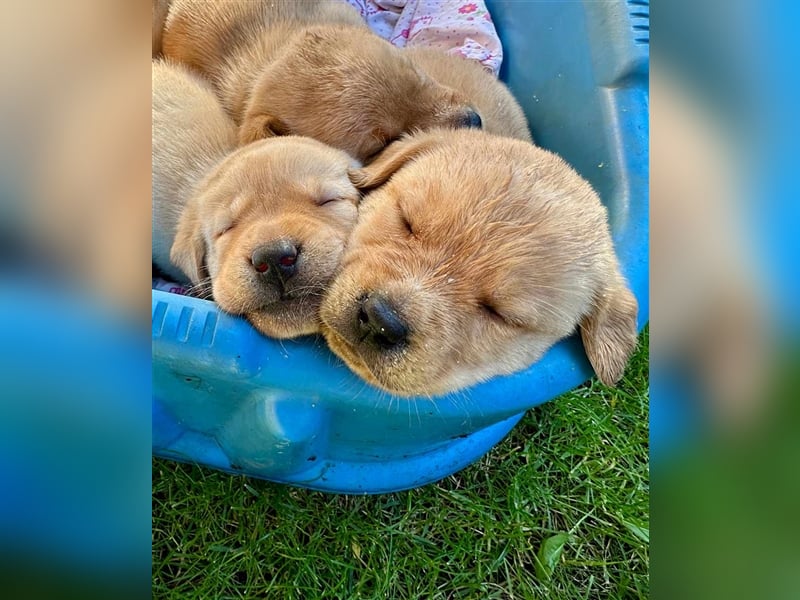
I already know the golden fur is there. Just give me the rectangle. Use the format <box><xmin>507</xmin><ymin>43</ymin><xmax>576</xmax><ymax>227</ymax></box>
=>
<box><xmin>160</xmin><ymin>0</ymin><xmax>482</xmax><ymax>161</ymax></box>
<box><xmin>153</xmin><ymin>60</ymin><xmax>360</xmax><ymax>338</ymax></box>
<box><xmin>320</xmin><ymin>128</ymin><xmax>638</xmax><ymax>395</ymax></box>
<box><xmin>404</xmin><ymin>47</ymin><xmax>532</xmax><ymax>142</ymax></box>
<box><xmin>152</xmin><ymin>0</ymin><xmax>172</xmax><ymax>57</ymax></box>
<box><xmin>152</xmin><ymin>59</ymin><xmax>238</xmax><ymax>284</ymax></box>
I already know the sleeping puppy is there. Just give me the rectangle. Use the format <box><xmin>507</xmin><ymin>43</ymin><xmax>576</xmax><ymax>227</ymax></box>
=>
<box><xmin>404</xmin><ymin>48</ymin><xmax>533</xmax><ymax>142</ymax></box>
<box><xmin>320</xmin><ymin>128</ymin><xmax>638</xmax><ymax>396</ymax></box>
<box><xmin>152</xmin><ymin>59</ymin><xmax>237</xmax><ymax>285</ymax></box>
<box><xmin>153</xmin><ymin>60</ymin><xmax>360</xmax><ymax>338</ymax></box>
<box><xmin>160</xmin><ymin>0</ymin><xmax>482</xmax><ymax>161</ymax></box>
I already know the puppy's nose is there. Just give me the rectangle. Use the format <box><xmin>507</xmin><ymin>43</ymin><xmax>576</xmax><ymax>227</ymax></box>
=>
<box><xmin>358</xmin><ymin>294</ymin><xmax>409</xmax><ymax>349</ymax></box>
<box><xmin>251</xmin><ymin>240</ymin><xmax>299</xmax><ymax>280</ymax></box>
<box><xmin>458</xmin><ymin>108</ymin><xmax>482</xmax><ymax>129</ymax></box>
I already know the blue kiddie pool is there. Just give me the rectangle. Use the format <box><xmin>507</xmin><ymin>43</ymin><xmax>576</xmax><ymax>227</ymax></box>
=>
<box><xmin>152</xmin><ymin>0</ymin><xmax>649</xmax><ymax>493</ymax></box>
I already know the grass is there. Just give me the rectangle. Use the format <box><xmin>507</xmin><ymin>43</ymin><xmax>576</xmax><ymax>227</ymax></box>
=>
<box><xmin>152</xmin><ymin>326</ymin><xmax>649</xmax><ymax>599</ymax></box>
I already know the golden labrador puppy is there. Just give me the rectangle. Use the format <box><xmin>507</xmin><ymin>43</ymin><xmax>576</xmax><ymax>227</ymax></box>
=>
<box><xmin>404</xmin><ymin>48</ymin><xmax>532</xmax><ymax>142</ymax></box>
<box><xmin>160</xmin><ymin>0</ymin><xmax>482</xmax><ymax>161</ymax></box>
<box><xmin>152</xmin><ymin>59</ymin><xmax>237</xmax><ymax>285</ymax></box>
<box><xmin>320</xmin><ymin>128</ymin><xmax>638</xmax><ymax>395</ymax></box>
<box><xmin>153</xmin><ymin>60</ymin><xmax>360</xmax><ymax>338</ymax></box>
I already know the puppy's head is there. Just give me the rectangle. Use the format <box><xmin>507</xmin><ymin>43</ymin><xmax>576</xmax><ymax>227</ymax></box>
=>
<box><xmin>320</xmin><ymin>129</ymin><xmax>638</xmax><ymax>395</ymax></box>
<box><xmin>239</xmin><ymin>26</ymin><xmax>482</xmax><ymax>162</ymax></box>
<box><xmin>171</xmin><ymin>136</ymin><xmax>360</xmax><ymax>338</ymax></box>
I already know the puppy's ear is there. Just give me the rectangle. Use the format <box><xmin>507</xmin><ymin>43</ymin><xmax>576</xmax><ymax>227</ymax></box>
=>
<box><xmin>580</xmin><ymin>275</ymin><xmax>639</xmax><ymax>386</ymax></box>
<box><xmin>170</xmin><ymin>202</ymin><xmax>206</xmax><ymax>284</ymax></box>
<box><xmin>348</xmin><ymin>132</ymin><xmax>444</xmax><ymax>190</ymax></box>
<box><xmin>238</xmin><ymin>113</ymin><xmax>289</xmax><ymax>145</ymax></box>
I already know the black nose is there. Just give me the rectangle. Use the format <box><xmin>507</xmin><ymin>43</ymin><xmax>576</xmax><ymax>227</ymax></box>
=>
<box><xmin>459</xmin><ymin>108</ymin><xmax>482</xmax><ymax>129</ymax></box>
<box><xmin>357</xmin><ymin>294</ymin><xmax>409</xmax><ymax>349</ymax></box>
<box><xmin>250</xmin><ymin>240</ymin><xmax>299</xmax><ymax>282</ymax></box>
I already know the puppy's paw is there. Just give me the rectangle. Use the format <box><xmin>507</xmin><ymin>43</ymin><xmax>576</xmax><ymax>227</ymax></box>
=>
<box><xmin>347</xmin><ymin>167</ymin><xmax>373</xmax><ymax>190</ymax></box>
<box><xmin>347</xmin><ymin>132</ymin><xmax>444</xmax><ymax>190</ymax></box>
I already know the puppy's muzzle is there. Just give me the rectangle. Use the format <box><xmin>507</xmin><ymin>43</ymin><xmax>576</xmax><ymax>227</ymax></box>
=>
<box><xmin>251</xmin><ymin>239</ymin><xmax>299</xmax><ymax>291</ymax></box>
<box><xmin>357</xmin><ymin>293</ymin><xmax>409</xmax><ymax>350</ymax></box>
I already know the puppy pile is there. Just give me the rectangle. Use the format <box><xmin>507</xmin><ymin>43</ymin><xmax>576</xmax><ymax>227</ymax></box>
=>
<box><xmin>152</xmin><ymin>0</ymin><xmax>638</xmax><ymax>396</ymax></box>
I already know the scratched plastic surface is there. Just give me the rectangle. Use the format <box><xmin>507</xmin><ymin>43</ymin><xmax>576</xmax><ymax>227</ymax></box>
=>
<box><xmin>152</xmin><ymin>0</ymin><xmax>649</xmax><ymax>493</ymax></box>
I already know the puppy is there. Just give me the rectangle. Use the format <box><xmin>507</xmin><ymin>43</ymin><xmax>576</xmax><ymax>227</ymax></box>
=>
<box><xmin>152</xmin><ymin>59</ymin><xmax>237</xmax><ymax>284</ymax></box>
<box><xmin>404</xmin><ymin>48</ymin><xmax>533</xmax><ymax>142</ymax></box>
<box><xmin>161</xmin><ymin>0</ymin><xmax>482</xmax><ymax>161</ymax></box>
<box><xmin>153</xmin><ymin>60</ymin><xmax>361</xmax><ymax>338</ymax></box>
<box><xmin>320</xmin><ymin>128</ymin><xmax>638</xmax><ymax>396</ymax></box>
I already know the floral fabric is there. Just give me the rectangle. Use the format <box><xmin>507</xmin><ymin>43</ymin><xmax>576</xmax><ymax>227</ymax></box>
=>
<box><xmin>344</xmin><ymin>0</ymin><xmax>503</xmax><ymax>75</ymax></box>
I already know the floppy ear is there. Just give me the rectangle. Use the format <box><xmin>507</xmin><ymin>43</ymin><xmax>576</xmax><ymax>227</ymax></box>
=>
<box><xmin>348</xmin><ymin>132</ymin><xmax>445</xmax><ymax>190</ymax></box>
<box><xmin>169</xmin><ymin>201</ymin><xmax>206</xmax><ymax>284</ymax></box>
<box><xmin>239</xmin><ymin>61</ymin><xmax>292</xmax><ymax>145</ymax></box>
<box><xmin>580</xmin><ymin>276</ymin><xmax>639</xmax><ymax>386</ymax></box>
<box><xmin>238</xmin><ymin>113</ymin><xmax>288</xmax><ymax>145</ymax></box>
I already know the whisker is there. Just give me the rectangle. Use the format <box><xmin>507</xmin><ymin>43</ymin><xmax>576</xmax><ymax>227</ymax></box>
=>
<box><xmin>184</xmin><ymin>277</ymin><xmax>214</xmax><ymax>300</ymax></box>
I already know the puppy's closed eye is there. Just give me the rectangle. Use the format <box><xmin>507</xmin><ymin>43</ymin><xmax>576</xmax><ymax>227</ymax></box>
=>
<box><xmin>479</xmin><ymin>300</ymin><xmax>531</xmax><ymax>330</ymax></box>
<box><xmin>479</xmin><ymin>301</ymin><xmax>504</xmax><ymax>322</ymax></box>
<box><xmin>400</xmin><ymin>212</ymin><xmax>415</xmax><ymax>237</ymax></box>
<box><xmin>215</xmin><ymin>222</ymin><xmax>236</xmax><ymax>239</ymax></box>
<box><xmin>317</xmin><ymin>197</ymin><xmax>345</xmax><ymax>207</ymax></box>
<box><xmin>316</xmin><ymin>193</ymin><xmax>360</xmax><ymax>216</ymax></box>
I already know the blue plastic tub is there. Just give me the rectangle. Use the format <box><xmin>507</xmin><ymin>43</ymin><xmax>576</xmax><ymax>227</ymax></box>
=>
<box><xmin>152</xmin><ymin>0</ymin><xmax>649</xmax><ymax>493</ymax></box>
